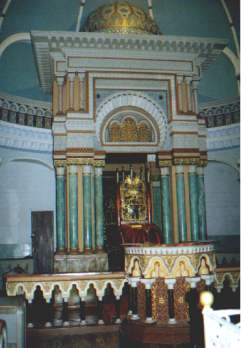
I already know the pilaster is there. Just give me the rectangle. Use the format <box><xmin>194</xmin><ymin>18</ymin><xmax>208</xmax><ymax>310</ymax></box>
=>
<box><xmin>176</xmin><ymin>165</ymin><xmax>187</xmax><ymax>242</ymax></box>
<box><xmin>160</xmin><ymin>166</ymin><xmax>172</xmax><ymax>243</ymax></box>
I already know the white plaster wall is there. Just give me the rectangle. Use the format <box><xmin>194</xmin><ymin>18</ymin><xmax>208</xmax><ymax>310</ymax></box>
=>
<box><xmin>205</xmin><ymin>149</ymin><xmax>240</xmax><ymax>236</ymax></box>
<box><xmin>0</xmin><ymin>146</ymin><xmax>55</xmax><ymax>257</ymax></box>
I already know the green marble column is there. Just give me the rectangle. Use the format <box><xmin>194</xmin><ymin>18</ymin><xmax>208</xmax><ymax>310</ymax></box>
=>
<box><xmin>83</xmin><ymin>165</ymin><xmax>92</xmax><ymax>251</ymax></box>
<box><xmin>95</xmin><ymin>167</ymin><xmax>104</xmax><ymax>251</ymax></box>
<box><xmin>197</xmin><ymin>166</ymin><xmax>207</xmax><ymax>240</ymax></box>
<box><xmin>151</xmin><ymin>182</ymin><xmax>162</xmax><ymax>229</ymax></box>
<box><xmin>189</xmin><ymin>166</ymin><xmax>199</xmax><ymax>241</ymax></box>
<box><xmin>56</xmin><ymin>166</ymin><xmax>66</xmax><ymax>251</ymax></box>
<box><xmin>91</xmin><ymin>168</ymin><xmax>96</xmax><ymax>251</ymax></box>
<box><xmin>176</xmin><ymin>165</ymin><xmax>187</xmax><ymax>242</ymax></box>
<box><xmin>160</xmin><ymin>167</ymin><xmax>172</xmax><ymax>243</ymax></box>
<box><xmin>69</xmin><ymin>165</ymin><xmax>78</xmax><ymax>251</ymax></box>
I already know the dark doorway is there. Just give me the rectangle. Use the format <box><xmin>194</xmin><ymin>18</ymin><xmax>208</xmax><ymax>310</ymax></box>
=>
<box><xmin>103</xmin><ymin>171</ymin><xmax>123</xmax><ymax>271</ymax></box>
<box><xmin>31</xmin><ymin>211</ymin><xmax>54</xmax><ymax>274</ymax></box>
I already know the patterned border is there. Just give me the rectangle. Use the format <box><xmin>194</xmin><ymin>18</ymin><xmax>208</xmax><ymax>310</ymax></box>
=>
<box><xmin>199</xmin><ymin>97</ymin><xmax>240</xmax><ymax>128</ymax></box>
<box><xmin>125</xmin><ymin>242</ymin><xmax>214</xmax><ymax>256</ymax></box>
<box><xmin>0</xmin><ymin>120</ymin><xmax>52</xmax><ymax>153</ymax></box>
<box><xmin>0</xmin><ymin>92</ymin><xmax>52</xmax><ymax>129</ymax></box>
<box><xmin>95</xmin><ymin>91</ymin><xmax>168</xmax><ymax>148</ymax></box>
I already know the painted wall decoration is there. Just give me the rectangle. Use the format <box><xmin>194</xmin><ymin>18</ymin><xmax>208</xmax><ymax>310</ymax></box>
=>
<box><xmin>104</xmin><ymin>109</ymin><xmax>157</xmax><ymax>145</ymax></box>
<box><xmin>125</xmin><ymin>243</ymin><xmax>216</xmax><ymax>279</ymax></box>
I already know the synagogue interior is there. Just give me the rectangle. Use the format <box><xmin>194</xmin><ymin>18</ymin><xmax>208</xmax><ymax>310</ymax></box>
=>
<box><xmin>0</xmin><ymin>1</ymin><xmax>240</xmax><ymax>347</ymax></box>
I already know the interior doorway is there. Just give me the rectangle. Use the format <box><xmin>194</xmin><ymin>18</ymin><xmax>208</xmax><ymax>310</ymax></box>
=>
<box><xmin>31</xmin><ymin>211</ymin><xmax>54</xmax><ymax>274</ymax></box>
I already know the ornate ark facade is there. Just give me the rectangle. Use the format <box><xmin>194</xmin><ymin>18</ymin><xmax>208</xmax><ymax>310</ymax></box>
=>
<box><xmin>4</xmin><ymin>2</ymin><xmax>240</xmax><ymax>347</ymax></box>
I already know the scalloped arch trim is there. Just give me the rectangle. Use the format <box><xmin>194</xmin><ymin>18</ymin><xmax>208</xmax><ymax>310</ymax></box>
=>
<box><xmin>95</xmin><ymin>91</ymin><xmax>168</xmax><ymax>147</ymax></box>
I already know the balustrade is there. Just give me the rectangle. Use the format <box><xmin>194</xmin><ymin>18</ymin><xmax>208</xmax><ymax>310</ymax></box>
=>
<box><xmin>5</xmin><ymin>260</ymin><xmax>240</xmax><ymax>335</ymax></box>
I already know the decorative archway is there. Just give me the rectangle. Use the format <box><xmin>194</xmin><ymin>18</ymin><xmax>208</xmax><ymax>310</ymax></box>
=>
<box><xmin>95</xmin><ymin>91</ymin><xmax>168</xmax><ymax>149</ymax></box>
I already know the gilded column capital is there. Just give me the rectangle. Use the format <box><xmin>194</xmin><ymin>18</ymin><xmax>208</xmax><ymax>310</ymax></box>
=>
<box><xmin>66</xmin><ymin>158</ymin><xmax>94</xmax><ymax>166</ymax></box>
<box><xmin>94</xmin><ymin>160</ymin><xmax>105</xmax><ymax>168</ymax></box>
<box><xmin>159</xmin><ymin>159</ymin><xmax>172</xmax><ymax>167</ymax></box>
<box><xmin>173</xmin><ymin>157</ymin><xmax>200</xmax><ymax>166</ymax></box>
<box><xmin>55</xmin><ymin>160</ymin><xmax>66</xmax><ymax>168</ymax></box>
<box><xmin>199</xmin><ymin>159</ymin><xmax>208</xmax><ymax>167</ymax></box>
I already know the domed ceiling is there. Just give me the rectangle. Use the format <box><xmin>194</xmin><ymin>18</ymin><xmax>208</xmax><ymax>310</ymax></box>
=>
<box><xmin>0</xmin><ymin>0</ymin><xmax>239</xmax><ymax>103</ymax></box>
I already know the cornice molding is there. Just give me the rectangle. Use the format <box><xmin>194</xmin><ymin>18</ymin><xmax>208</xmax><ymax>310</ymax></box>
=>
<box><xmin>30</xmin><ymin>31</ymin><xmax>227</xmax><ymax>93</ymax></box>
<box><xmin>207</xmin><ymin>124</ymin><xmax>240</xmax><ymax>150</ymax></box>
<box><xmin>0</xmin><ymin>120</ymin><xmax>53</xmax><ymax>153</ymax></box>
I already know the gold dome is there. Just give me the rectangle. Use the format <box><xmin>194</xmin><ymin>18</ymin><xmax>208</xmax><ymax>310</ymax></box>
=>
<box><xmin>84</xmin><ymin>1</ymin><xmax>160</xmax><ymax>35</ymax></box>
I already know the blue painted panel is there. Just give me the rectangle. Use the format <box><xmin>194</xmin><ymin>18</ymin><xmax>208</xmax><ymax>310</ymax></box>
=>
<box><xmin>0</xmin><ymin>43</ymin><xmax>51</xmax><ymax>101</ymax></box>
<box><xmin>0</xmin><ymin>0</ymin><xmax>79</xmax><ymax>40</ymax></box>
<box><xmin>152</xmin><ymin>0</ymin><xmax>235</xmax><ymax>51</ymax></box>
<box><xmin>198</xmin><ymin>53</ymin><xmax>239</xmax><ymax>101</ymax></box>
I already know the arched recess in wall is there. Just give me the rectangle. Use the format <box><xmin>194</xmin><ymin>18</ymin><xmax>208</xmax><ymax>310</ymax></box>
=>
<box><xmin>95</xmin><ymin>91</ymin><xmax>168</xmax><ymax>152</ymax></box>
<box><xmin>205</xmin><ymin>160</ymin><xmax>239</xmax><ymax>238</ymax></box>
<box><xmin>0</xmin><ymin>159</ymin><xmax>55</xmax><ymax>258</ymax></box>
<box><xmin>0</xmin><ymin>157</ymin><xmax>54</xmax><ymax>171</ymax></box>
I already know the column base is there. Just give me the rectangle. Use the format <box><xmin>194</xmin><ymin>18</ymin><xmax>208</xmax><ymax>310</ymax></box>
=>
<box><xmin>145</xmin><ymin>317</ymin><xmax>156</xmax><ymax>324</ymax></box>
<box><xmin>54</xmin><ymin>253</ymin><xmax>109</xmax><ymax>273</ymax></box>
<box><xmin>69</xmin><ymin>249</ymin><xmax>79</xmax><ymax>255</ymax></box>
<box><xmin>55</xmin><ymin>249</ymin><xmax>67</xmax><ymax>255</ymax></box>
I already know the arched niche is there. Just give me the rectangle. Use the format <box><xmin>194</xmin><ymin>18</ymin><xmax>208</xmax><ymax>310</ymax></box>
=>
<box><xmin>95</xmin><ymin>91</ymin><xmax>168</xmax><ymax>152</ymax></box>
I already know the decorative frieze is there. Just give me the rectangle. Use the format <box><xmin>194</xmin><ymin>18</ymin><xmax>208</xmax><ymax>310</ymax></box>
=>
<box><xmin>125</xmin><ymin>242</ymin><xmax>216</xmax><ymax>280</ymax></box>
<box><xmin>207</xmin><ymin>124</ymin><xmax>240</xmax><ymax>150</ymax></box>
<box><xmin>0</xmin><ymin>120</ymin><xmax>52</xmax><ymax>153</ymax></box>
<box><xmin>173</xmin><ymin>157</ymin><xmax>201</xmax><ymax>166</ymax></box>
<box><xmin>199</xmin><ymin>97</ymin><xmax>240</xmax><ymax>128</ymax></box>
<box><xmin>30</xmin><ymin>31</ymin><xmax>227</xmax><ymax>93</ymax></box>
<box><xmin>6</xmin><ymin>272</ymin><xmax>127</xmax><ymax>302</ymax></box>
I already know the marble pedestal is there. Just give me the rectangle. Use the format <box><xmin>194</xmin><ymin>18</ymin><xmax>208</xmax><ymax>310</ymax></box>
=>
<box><xmin>54</xmin><ymin>253</ymin><xmax>109</xmax><ymax>273</ymax></box>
